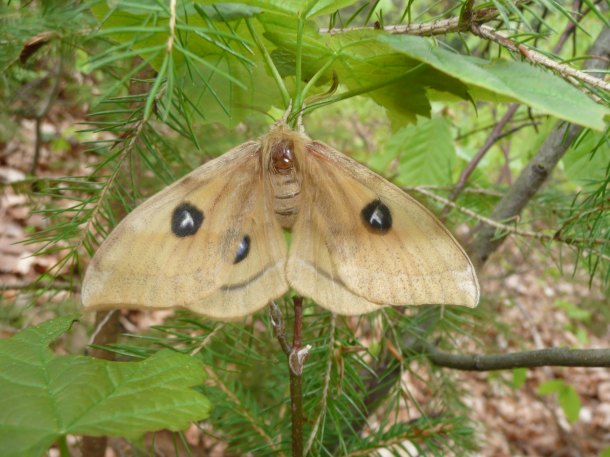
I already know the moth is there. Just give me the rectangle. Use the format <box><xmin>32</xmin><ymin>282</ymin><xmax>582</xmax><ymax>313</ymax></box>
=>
<box><xmin>82</xmin><ymin>121</ymin><xmax>479</xmax><ymax>320</ymax></box>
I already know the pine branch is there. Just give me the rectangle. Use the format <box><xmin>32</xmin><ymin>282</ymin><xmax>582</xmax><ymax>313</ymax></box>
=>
<box><xmin>409</xmin><ymin>187</ymin><xmax>610</xmax><ymax>258</ymax></box>
<box><xmin>204</xmin><ymin>367</ymin><xmax>286</xmax><ymax>456</ymax></box>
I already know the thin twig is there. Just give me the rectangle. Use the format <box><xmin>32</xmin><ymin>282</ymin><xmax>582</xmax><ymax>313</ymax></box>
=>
<box><xmin>0</xmin><ymin>281</ymin><xmax>75</xmax><ymax>291</ymax></box>
<box><xmin>270</xmin><ymin>301</ymin><xmax>291</xmax><ymax>355</ymax></box>
<box><xmin>411</xmin><ymin>186</ymin><xmax>609</xmax><ymax>251</ymax></box>
<box><xmin>304</xmin><ymin>313</ymin><xmax>336</xmax><ymax>454</ymax></box>
<box><xmin>442</xmin><ymin>104</ymin><xmax>520</xmax><ymax>217</ymax></box>
<box><xmin>471</xmin><ymin>24</ymin><xmax>610</xmax><ymax>92</ymax></box>
<box><xmin>320</xmin><ymin>7</ymin><xmax>501</xmax><ymax>36</ymax></box>
<box><xmin>189</xmin><ymin>324</ymin><xmax>225</xmax><ymax>356</ymax></box>
<box><xmin>87</xmin><ymin>310</ymin><xmax>117</xmax><ymax>347</ymax></box>
<box><xmin>289</xmin><ymin>296</ymin><xmax>306</xmax><ymax>457</ymax></box>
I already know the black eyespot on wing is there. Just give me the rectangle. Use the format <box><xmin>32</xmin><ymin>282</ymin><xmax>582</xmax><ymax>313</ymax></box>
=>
<box><xmin>361</xmin><ymin>199</ymin><xmax>392</xmax><ymax>233</ymax></box>
<box><xmin>171</xmin><ymin>203</ymin><xmax>204</xmax><ymax>237</ymax></box>
<box><xmin>234</xmin><ymin>235</ymin><xmax>251</xmax><ymax>264</ymax></box>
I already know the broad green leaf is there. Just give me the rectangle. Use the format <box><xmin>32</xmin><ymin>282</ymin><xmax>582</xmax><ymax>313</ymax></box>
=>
<box><xmin>305</xmin><ymin>0</ymin><xmax>362</xmax><ymax>18</ymax></box>
<box><xmin>537</xmin><ymin>379</ymin><xmax>565</xmax><ymax>394</ymax></box>
<box><xmin>0</xmin><ymin>316</ymin><xmax>211</xmax><ymax>457</ymax></box>
<box><xmin>558</xmin><ymin>384</ymin><xmax>581</xmax><ymax>423</ymax></box>
<box><xmin>512</xmin><ymin>368</ymin><xmax>527</xmax><ymax>389</ymax></box>
<box><xmin>599</xmin><ymin>446</ymin><xmax>610</xmax><ymax>457</ymax></box>
<box><xmin>370</xmin><ymin>117</ymin><xmax>456</xmax><ymax>186</ymax></box>
<box><xmin>562</xmin><ymin>130</ymin><xmax>610</xmax><ymax>186</ymax></box>
<box><xmin>379</xmin><ymin>34</ymin><xmax>609</xmax><ymax>130</ymax></box>
<box><xmin>537</xmin><ymin>379</ymin><xmax>581</xmax><ymax>423</ymax></box>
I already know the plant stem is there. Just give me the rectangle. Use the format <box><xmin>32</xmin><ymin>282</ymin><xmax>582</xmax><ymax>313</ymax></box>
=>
<box><xmin>245</xmin><ymin>18</ymin><xmax>290</xmax><ymax>107</ymax></box>
<box><xmin>292</xmin><ymin>16</ymin><xmax>306</xmax><ymax>118</ymax></box>
<box><xmin>301</xmin><ymin>63</ymin><xmax>425</xmax><ymax>117</ymax></box>
<box><xmin>58</xmin><ymin>435</ymin><xmax>70</xmax><ymax>457</ymax></box>
<box><xmin>290</xmin><ymin>296</ymin><xmax>304</xmax><ymax>457</ymax></box>
<box><xmin>269</xmin><ymin>299</ymin><xmax>310</xmax><ymax>457</ymax></box>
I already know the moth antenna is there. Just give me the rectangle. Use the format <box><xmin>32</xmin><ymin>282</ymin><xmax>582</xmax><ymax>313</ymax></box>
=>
<box><xmin>279</xmin><ymin>100</ymin><xmax>292</xmax><ymax>125</ymax></box>
<box><xmin>296</xmin><ymin>107</ymin><xmax>305</xmax><ymax>134</ymax></box>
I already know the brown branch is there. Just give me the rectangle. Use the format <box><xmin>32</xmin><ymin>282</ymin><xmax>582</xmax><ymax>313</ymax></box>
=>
<box><xmin>0</xmin><ymin>281</ymin><xmax>76</xmax><ymax>291</ymax></box>
<box><xmin>304</xmin><ymin>313</ymin><xmax>336</xmax><ymax>455</ymax></box>
<box><xmin>425</xmin><ymin>344</ymin><xmax>610</xmax><ymax>370</ymax></box>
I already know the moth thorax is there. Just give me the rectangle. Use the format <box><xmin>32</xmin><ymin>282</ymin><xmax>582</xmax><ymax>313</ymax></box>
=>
<box><xmin>268</xmin><ymin>138</ymin><xmax>302</xmax><ymax>229</ymax></box>
<box><xmin>271</xmin><ymin>139</ymin><xmax>296</xmax><ymax>174</ymax></box>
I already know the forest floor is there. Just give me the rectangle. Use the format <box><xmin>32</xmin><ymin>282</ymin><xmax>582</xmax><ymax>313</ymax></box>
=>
<box><xmin>1</xmin><ymin>104</ymin><xmax>609</xmax><ymax>457</ymax></box>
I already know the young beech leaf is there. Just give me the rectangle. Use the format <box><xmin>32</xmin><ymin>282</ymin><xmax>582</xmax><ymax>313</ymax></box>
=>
<box><xmin>0</xmin><ymin>316</ymin><xmax>211</xmax><ymax>457</ymax></box>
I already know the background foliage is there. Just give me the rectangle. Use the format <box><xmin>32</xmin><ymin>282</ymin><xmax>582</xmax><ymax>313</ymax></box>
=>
<box><xmin>0</xmin><ymin>0</ymin><xmax>608</xmax><ymax>456</ymax></box>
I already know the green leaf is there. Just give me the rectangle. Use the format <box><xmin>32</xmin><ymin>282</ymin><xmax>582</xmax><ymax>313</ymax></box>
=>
<box><xmin>305</xmin><ymin>0</ymin><xmax>362</xmax><ymax>18</ymax></box>
<box><xmin>371</xmin><ymin>117</ymin><xmax>456</xmax><ymax>186</ymax></box>
<box><xmin>512</xmin><ymin>368</ymin><xmax>527</xmax><ymax>389</ymax></box>
<box><xmin>558</xmin><ymin>384</ymin><xmax>581</xmax><ymax>423</ymax></box>
<box><xmin>199</xmin><ymin>0</ymin><xmax>360</xmax><ymax>18</ymax></box>
<box><xmin>537</xmin><ymin>379</ymin><xmax>565</xmax><ymax>394</ymax></box>
<box><xmin>0</xmin><ymin>316</ymin><xmax>211</xmax><ymax>457</ymax></box>
<box><xmin>379</xmin><ymin>34</ymin><xmax>609</xmax><ymax>131</ymax></box>
<box><xmin>537</xmin><ymin>379</ymin><xmax>581</xmax><ymax>423</ymax></box>
<box><xmin>554</xmin><ymin>299</ymin><xmax>591</xmax><ymax>322</ymax></box>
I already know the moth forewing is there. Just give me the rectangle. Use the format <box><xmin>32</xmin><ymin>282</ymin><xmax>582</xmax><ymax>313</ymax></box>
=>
<box><xmin>81</xmin><ymin>141</ymin><xmax>289</xmax><ymax>319</ymax></box>
<box><xmin>286</xmin><ymin>138</ymin><xmax>479</xmax><ymax>310</ymax></box>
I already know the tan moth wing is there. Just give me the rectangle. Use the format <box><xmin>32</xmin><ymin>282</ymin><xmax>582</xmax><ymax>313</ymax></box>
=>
<box><xmin>287</xmin><ymin>139</ymin><xmax>479</xmax><ymax>313</ymax></box>
<box><xmin>82</xmin><ymin>142</ymin><xmax>289</xmax><ymax>320</ymax></box>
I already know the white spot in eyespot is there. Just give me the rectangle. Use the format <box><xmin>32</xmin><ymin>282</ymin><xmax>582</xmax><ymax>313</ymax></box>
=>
<box><xmin>180</xmin><ymin>211</ymin><xmax>194</xmax><ymax>228</ymax></box>
<box><xmin>370</xmin><ymin>208</ymin><xmax>384</xmax><ymax>226</ymax></box>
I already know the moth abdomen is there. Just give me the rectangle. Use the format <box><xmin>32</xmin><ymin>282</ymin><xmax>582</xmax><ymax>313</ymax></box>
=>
<box><xmin>268</xmin><ymin>140</ymin><xmax>303</xmax><ymax>228</ymax></box>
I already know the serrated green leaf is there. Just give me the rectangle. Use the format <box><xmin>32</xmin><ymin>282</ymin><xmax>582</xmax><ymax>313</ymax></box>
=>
<box><xmin>599</xmin><ymin>446</ymin><xmax>610</xmax><ymax>457</ymax></box>
<box><xmin>0</xmin><ymin>316</ymin><xmax>211</xmax><ymax>457</ymax></box>
<box><xmin>558</xmin><ymin>384</ymin><xmax>581</xmax><ymax>423</ymax></box>
<box><xmin>512</xmin><ymin>368</ymin><xmax>527</xmax><ymax>389</ymax></box>
<box><xmin>371</xmin><ymin>117</ymin><xmax>456</xmax><ymax>186</ymax></box>
<box><xmin>379</xmin><ymin>34</ymin><xmax>609</xmax><ymax>130</ymax></box>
